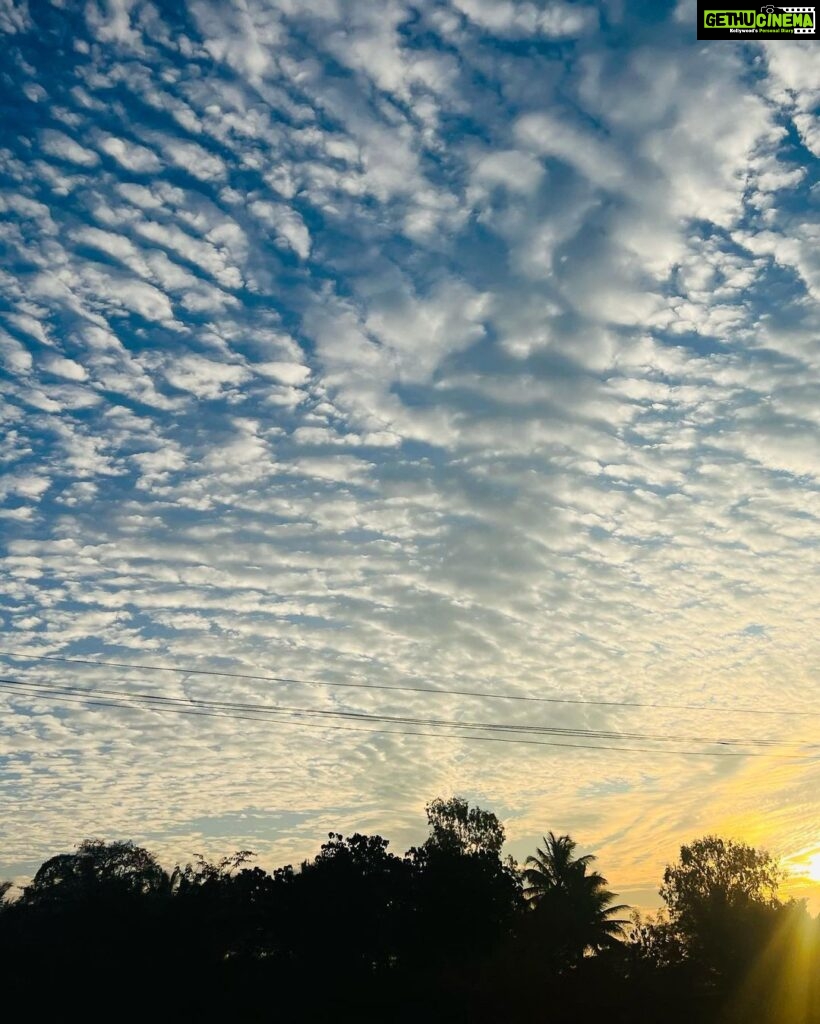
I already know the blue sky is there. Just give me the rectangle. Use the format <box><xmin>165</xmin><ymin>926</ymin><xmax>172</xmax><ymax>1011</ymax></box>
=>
<box><xmin>0</xmin><ymin>0</ymin><xmax>818</xmax><ymax>907</ymax></box>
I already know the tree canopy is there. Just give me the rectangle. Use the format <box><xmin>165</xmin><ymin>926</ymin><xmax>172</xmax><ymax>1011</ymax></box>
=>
<box><xmin>658</xmin><ymin>834</ymin><xmax>791</xmax><ymax>985</ymax></box>
<box><xmin>421</xmin><ymin>795</ymin><xmax>506</xmax><ymax>857</ymax></box>
<box><xmin>22</xmin><ymin>839</ymin><xmax>167</xmax><ymax>905</ymax></box>
<box><xmin>1</xmin><ymin>806</ymin><xmax>818</xmax><ymax>1023</ymax></box>
<box><xmin>660</xmin><ymin>834</ymin><xmax>782</xmax><ymax>920</ymax></box>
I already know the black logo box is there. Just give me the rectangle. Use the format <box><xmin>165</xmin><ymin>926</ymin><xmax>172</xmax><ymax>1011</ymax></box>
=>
<box><xmin>696</xmin><ymin>2</ymin><xmax>818</xmax><ymax>39</ymax></box>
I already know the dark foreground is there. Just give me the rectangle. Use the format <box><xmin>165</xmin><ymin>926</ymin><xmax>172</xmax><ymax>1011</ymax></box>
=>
<box><xmin>2</xmin><ymin>798</ymin><xmax>818</xmax><ymax>1022</ymax></box>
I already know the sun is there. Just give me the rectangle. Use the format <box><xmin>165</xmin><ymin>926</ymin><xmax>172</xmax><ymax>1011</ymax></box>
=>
<box><xmin>806</xmin><ymin>854</ymin><xmax>820</xmax><ymax>882</ymax></box>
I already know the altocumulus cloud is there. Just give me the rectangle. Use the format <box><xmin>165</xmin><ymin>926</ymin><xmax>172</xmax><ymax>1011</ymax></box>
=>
<box><xmin>0</xmin><ymin>0</ymin><xmax>818</xmax><ymax>905</ymax></box>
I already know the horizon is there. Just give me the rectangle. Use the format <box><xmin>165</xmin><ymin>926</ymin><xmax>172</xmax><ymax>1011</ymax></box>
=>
<box><xmin>0</xmin><ymin>0</ymin><xmax>818</xmax><ymax>919</ymax></box>
<box><xmin>3</xmin><ymin>794</ymin><xmax>819</xmax><ymax>917</ymax></box>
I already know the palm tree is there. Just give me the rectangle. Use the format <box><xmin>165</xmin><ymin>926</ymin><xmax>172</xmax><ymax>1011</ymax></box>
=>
<box><xmin>523</xmin><ymin>832</ymin><xmax>594</xmax><ymax>902</ymax></box>
<box><xmin>522</xmin><ymin>832</ymin><xmax>630</xmax><ymax>962</ymax></box>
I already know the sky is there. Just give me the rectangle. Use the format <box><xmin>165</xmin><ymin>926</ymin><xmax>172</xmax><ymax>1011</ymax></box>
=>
<box><xmin>0</xmin><ymin>0</ymin><xmax>818</xmax><ymax>911</ymax></box>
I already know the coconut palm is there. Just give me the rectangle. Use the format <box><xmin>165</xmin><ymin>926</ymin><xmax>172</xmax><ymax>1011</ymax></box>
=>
<box><xmin>522</xmin><ymin>832</ymin><xmax>630</xmax><ymax>962</ymax></box>
<box><xmin>523</xmin><ymin>832</ymin><xmax>595</xmax><ymax>902</ymax></box>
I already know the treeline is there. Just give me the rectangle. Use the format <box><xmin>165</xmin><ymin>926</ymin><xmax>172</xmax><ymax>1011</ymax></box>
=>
<box><xmin>1</xmin><ymin>797</ymin><xmax>818</xmax><ymax>1022</ymax></box>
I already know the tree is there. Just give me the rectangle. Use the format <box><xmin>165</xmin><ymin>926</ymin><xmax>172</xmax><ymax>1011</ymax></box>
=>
<box><xmin>522</xmin><ymin>832</ymin><xmax>594</xmax><ymax>903</ymax></box>
<box><xmin>294</xmin><ymin>833</ymin><xmax>412</xmax><ymax>973</ymax></box>
<box><xmin>166</xmin><ymin>850</ymin><xmax>273</xmax><ymax>964</ymax></box>
<box><xmin>660</xmin><ymin>835</ymin><xmax>781</xmax><ymax>921</ymax></box>
<box><xmin>405</xmin><ymin>797</ymin><xmax>522</xmax><ymax>968</ymax></box>
<box><xmin>659</xmin><ymin>835</ymin><xmax>784</xmax><ymax>983</ymax></box>
<box><xmin>422</xmin><ymin>796</ymin><xmax>506</xmax><ymax>857</ymax></box>
<box><xmin>22</xmin><ymin>839</ymin><xmax>167</xmax><ymax>905</ymax></box>
<box><xmin>522</xmin><ymin>832</ymin><xmax>629</xmax><ymax>964</ymax></box>
<box><xmin>628</xmin><ymin>909</ymin><xmax>686</xmax><ymax>970</ymax></box>
<box><xmin>169</xmin><ymin>849</ymin><xmax>256</xmax><ymax>896</ymax></box>
<box><xmin>6</xmin><ymin>840</ymin><xmax>173</xmax><ymax>1001</ymax></box>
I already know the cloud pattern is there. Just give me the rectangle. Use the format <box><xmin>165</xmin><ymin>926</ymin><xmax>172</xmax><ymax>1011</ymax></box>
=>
<box><xmin>0</xmin><ymin>0</ymin><xmax>818</xmax><ymax>906</ymax></box>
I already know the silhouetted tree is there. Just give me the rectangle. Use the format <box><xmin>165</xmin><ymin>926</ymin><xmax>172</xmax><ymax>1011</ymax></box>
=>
<box><xmin>165</xmin><ymin>849</ymin><xmax>281</xmax><ymax>966</ymax></box>
<box><xmin>21</xmin><ymin>839</ymin><xmax>167</xmax><ymax>906</ymax></box>
<box><xmin>422</xmin><ymin>795</ymin><xmax>506</xmax><ymax>857</ymax></box>
<box><xmin>660</xmin><ymin>835</ymin><xmax>781</xmax><ymax>920</ymax></box>
<box><xmin>169</xmin><ymin>848</ymin><xmax>256</xmax><ymax>896</ymax></box>
<box><xmin>408</xmin><ymin>797</ymin><xmax>522</xmax><ymax>974</ymax></box>
<box><xmin>628</xmin><ymin>909</ymin><xmax>687</xmax><ymax>970</ymax></box>
<box><xmin>2</xmin><ymin>840</ymin><xmax>172</xmax><ymax>1014</ymax></box>
<box><xmin>522</xmin><ymin>832</ymin><xmax>629</xmax><ymax>966</ymax></box>
<box><xmin>294</xmin><ymin>832</ymin><xmax>412</xmax><ymax>975</ymax></box>
<box><xmin>659</xmin><ymin>835</ymin><xmax>786</xmax><ymax>988</ymax></box>
<box><xmin>522</xmin><ymin>831</ymin><xmax>593</xmax><ymax>903</ymax></box>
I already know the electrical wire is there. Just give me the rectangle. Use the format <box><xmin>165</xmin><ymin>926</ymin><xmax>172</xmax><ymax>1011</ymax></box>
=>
<box><xmin>0</xmin><ymin>649</ymin><xmax>816</xmax><ymax>717</ymax></box>
<box><xmin>0</xmin><ymin>674</ymin><xmax>807</xmax><ymax>749</ymax></box>
<box><xmin>0</xmin><ymin>676</ymin><xmax>815</xmax><ymax>761</ymax></box>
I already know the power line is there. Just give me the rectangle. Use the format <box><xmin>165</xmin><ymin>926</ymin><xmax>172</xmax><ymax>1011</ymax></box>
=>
<box><xmin>0</xmin><ymin>674</ymin><xmax>806</xmax><ymax>749</ymax></box>
<box><xmin>0</xmin><ymin>649</ymin><xmax>816</xmax><ymax>718</ymax></box>
<box><xmin>0</xmin><ymin>676</ymin><xmax>814</xmax><ymax>761</ymax></box>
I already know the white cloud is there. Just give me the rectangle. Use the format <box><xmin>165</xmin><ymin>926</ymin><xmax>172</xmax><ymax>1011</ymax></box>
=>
<box><xmin>73</xmin><ymin>225</ymin><xmax>151</xmax><ymax>276</ymax></box>
<box><xmin>290</xmin><ymin>454</ymin><xmax>370</xmax><ymax>484</ymax></box>
<box><xmin>0</xmin><ymin>0</ymin><xmax>31</xmax><ymax>34</ymax></box>
<box><xmin>0</xmin><ymin>472</ymin><xmax>49</xmax><ymax>502</ymax></box>
<box><xmin>189</xmin><ymin>0</ymin><xmax>281</xmax><ymax>80</ymax></box>
<box><xmin>249</xmin><ymin>200</ymin><xmax>311</xmax><ymax>259</ymax></box>
<box><xmin>254</xmin><ymin>360</ymin><xmax>311</xmax><ymax>385</ymax></box>
<box><xmin>0</xmin><ymin>330</ymin><xmax>33</xmax><ymax>374</ymax></box>
<box><xmin>364</xmin><ymin>278</ymin><xmax>490</xmax><ymax>384</ymax></box>
<box><xmin>515</xmin><ymin>112</ymin><xmax>626</xmax><ymax>192</ymax></box>
<box><xmin>763</xmin><ymin>43</ymin><xmax>820</xmax><ymax>157</ymax></box>
<box><xmin>160</xmin><ymin>138</ymin><xmax>228</xmax><ymax>182</ymax></box>
<box><xmin>5</xmin><ymin>313</ymin><xmax>53</xmax><ymax>347</ymax></box>
<box><xmin>42</xmin><ymin>354</ymin><xmax>88</xmax><ymax>381</ymax></box>
<box><xmin>163</xmin><ymin>353</ymin><xmax>250</xmax><ymax>398</ymax></box>
<box><xmin>453</xmin><ymin>0</ymin><xmax>597</xmax><ymax>37</ymax></box>
<box><xmin>132</xmin><ymin>445</ymin><xmax>187</xmax><ymax>482</ymax></box>
<box><xmin>80</xmin><ymin>265</ymin><xmax>178</xmax><ymax>322</ymax></box>
<box><xmin>471</xmin><ymin>148</ymin><xmax>545</xmax><ymax>196</ymax></box>
<box><xmin>41</xmin><ymin>129</ymin><xmax>100</xmax><ymax>167</ymax></box>
<box><xmin>97</xmin><ymin>134</ymin><xmax>162</xmax><ymax>173</ymax></box>
<box><xmin>85</xmin><ymin>0</ymin><xmax>142</xmax><ymax>46</ymax></box>
<box><xmin>133</xmin><ymin>218</ymin><xmax>244</xmax><ymax>290</ymax></box>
